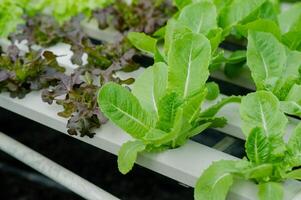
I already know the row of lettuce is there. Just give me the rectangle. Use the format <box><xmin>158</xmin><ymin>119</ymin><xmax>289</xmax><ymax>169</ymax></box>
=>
<box><xmin>100</xmin><ymin>0</ymin><xmax>301</xmax><ymax>200</ymax></box>
<box><xmin>0</xmin><ymin>0</ymin><xmax>114</xmax><ymax>37</ymax></box>
<box><xmin>0</xmin><ymin>0</ymin><xmax>175</xmax><ymax>137</ymax></box>
<box><xmin>1</xmin><ymin>0</ymin><xmax>301</xmax><ymax>199</ymax></box>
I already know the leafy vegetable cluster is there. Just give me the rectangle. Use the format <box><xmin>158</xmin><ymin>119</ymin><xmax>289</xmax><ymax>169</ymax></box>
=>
<box><xmin>42</xmin><ymin>72</ymin><xmax>107</xmax><ymax>137</ymax></box>
<box><xmin>195</xmin><ymin>91</ymin><xmax>301</xmax><ymax>200</ymax></box>
<box><xmin>129</xmin><ymin>0</ymin><xmax>301</xmax><ymax>119</ymax></box>
<box><xmin>0</xmin><ymin>45</ymin><xmax>64</xmax><ymax>98</ymax></box>
<box><xmin>93</xmin><ymin>0</ymin><xmax>176</xmax><ymax>34</ymax></box>
<box><xmin>0</xmin><ymin>0</ymin><xmax>24</xmax><ymax>38</ymax></box>
<box><xmin>247</xmin><ymin>30</ymin><xmax>301</xmax><ymax>118</ymax></box>
<box><xmin>98</xmin><ymin>14</ymin><xmax>240</xmax><ymax>173</ymax></box>
<box><xmin>41</xmin><ymin>38</ymin><xmax>140</xmax><ymax>137</ymax></box>
<box><xmin>104</xmin><ymin>0</ymin><xmax>301</xmax><ymax>199</ymax></box>
<box><xmin>2</xmin><ymin>0</ymin><xmax>301</xmax><ymax>199</ymax></box>
<box><xmin>0</xmin><ymin>0</ymin><xmax>112</xmax><ymax>37</ymax></box>
<box><xmin>36</xmin><ymin>0</ymin><xmax>176</xmax><ymax>137</ymax></box>
<box><xmin>0</xmin><ymin>0</ymin><xmax>175</xmax><ymax>137</ymax></box>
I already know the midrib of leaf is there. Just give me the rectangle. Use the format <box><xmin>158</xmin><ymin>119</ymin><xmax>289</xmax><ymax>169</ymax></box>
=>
<box><xmin>122</xmin><ymin>142</ymin><xmax>143</xmax><ymax>162</ymax></box>
<box><xmin>254</xmin><ymin>131</ymin><xmax>259</xmax><ymax>163</ymax></box>
<box><xmin>197</xmin><ymin>16</ymin><xmax>204</xmax><ymax>34</ymax></box>
<box><xmin>212</xmin><ymin>173</ymin><xmax>231</xmax><ymax>189</ymax></box>
<box><xmin>184</xmin><ymin>45</ymin><xmax>193</xmax><ymax>98</ymax></box>
<box><xmin>111</xmin><ymin>104</ymin><xmax>150</xmax><ymax>131</ymax></box>
<box><xmin>152</xmin><ymin>86</ymin><xmax>159</xmax><ymax>118</ymax></box>
<box><xmin>259</xmin><ymin>103</ymin><xmax>268</xmax><ymax>134</ymax></box>
<box><xmin>258</xmin><ymin>51</ymin><xmax>269</xmax><ymax>79</ymax></box>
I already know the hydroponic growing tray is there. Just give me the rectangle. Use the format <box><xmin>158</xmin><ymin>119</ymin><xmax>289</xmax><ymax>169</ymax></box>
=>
<box><xmin>0</xmin><ymin>40</ymin><xmax>301</xmax><ymax>199</ymax></box>
<box><xmin>1</xmin><ymin>1</ymin><xmax>301</xmax><ymax>200</ymax></box>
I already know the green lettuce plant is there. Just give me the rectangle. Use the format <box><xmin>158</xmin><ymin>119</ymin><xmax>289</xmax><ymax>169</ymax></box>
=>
<box><xmin>195</xmin><ymin>91</ymin><xmax>301</xmax><ymax>200</ymax></box>
<box><xmin>0</xmin><ymin>46</ymin><xmax>65</xmax><ymax>98</ymax></box>
<box><xmin>42</xmin><ymin>0</ymin><xmax>113</xmax><ymax>24</ymax></box>
<box><xmin>278</xmin><ymin>2</ymin><xmax>301</xmax><ymax>51</ymax></box>
<box><xmin>129</xmin><ymin>0</ymin><xmax>284</xmax><ymax>71</ymax></box>
<box><xmin>0</xmin><ymin>0</ymin><xmax>113</xmax><ymax>37</ymax></box>
<box><xmin>0</xmin><ymin>0</ymin><xmax>24</xmax><ymax>37</ymax></box>
<box><xmin>247</xmin><ymin>30</ymin><xmax>301</xmax><ymax>117</ymax></box>
<box><xmin>98</xmin><ymin>29</ymin><xmax>240</xmax><ymax>174</ymax></box>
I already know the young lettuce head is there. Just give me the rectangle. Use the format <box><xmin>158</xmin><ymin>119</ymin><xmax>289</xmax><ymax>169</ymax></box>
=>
<box><xmin>98</xmin><ymin>28</ymin><xmax>240</xmax><ymax>174</ymax></box>
<box><xmin>195</xmin><ymin>91</ymin><xmax>301</xmax><ymax>200</ymax></box>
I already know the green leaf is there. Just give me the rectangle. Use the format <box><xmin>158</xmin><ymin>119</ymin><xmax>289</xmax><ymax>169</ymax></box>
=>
<box><xmin>289</xmin><ymin>122</ymin><xmax>301</xmax><ymax>150</ymax></box>
<box><xmin>207</xmin><ymin>28</ymin><xmax>224</xmax><ymax>52</ymax></box>
<box><xmin>205</xmin><ymin>82</ymin><xmax>220</xmax><ymax>100</ymax></box>
<box><xmin>0</xmin><ymin>0</ymin><xmax>113</xmax><ymax>37</ymax></box>
<box><xmin>268</xmin><ymin>136</ymin><xmax>287</xmax><ymax>161</ymax></box>
<box><xmin>245</xmin><ymin>127</ymin><xmax>270</xmax><ymax>164</ymax></box>
<box><xmin>197</xmin><ymin>117</ymin><xmax>227</xmax><ymax>129</ymax></box>
<box><xmin>240</xmin><ymin>91</ymin><xmax>287</xmax><ymax>137</ymax></box>
<box><xmin>219</xmin><ymin>0</ymin><xmax>266</xmax><ymax>28</ymax></box>
<box><xmin>178</xmin><ymin>2</ymin><xmax>217</xmax><ymax>35</ymax></box>
<box><xmin>148</xmin><ymin>107</ymin><xmax>188</xmax><ymax>148</ymax></box>
<box><xmin>49</xmin><ymin>0</ymin><xmax>112</xmax><ymax>24</ymax></box>
<box><xmin>0</xmin><ymin>1</ymin><xmax>24</xmax><ymax>37</ymax></box>
<box><xmin>271</xmin><ymin>77</ymin><xmax>298</xmax><ymax>101</ymax></box>
<box><xmin>278</xmin><ymin>2</ymin><xmax>301</xmax><ymax>34</ymax></box>
<box><xmin>285</xmin><ymin>168</ymin><xmax>301</xmax><ymax>180</ymax></box>
<box><xmin>284</xmin><ymin>50</ymin><xmax>301</xmax><ymax>77</ymax></box>
<box><xmin>200</xmin><ymin>96</ymin><xmax>241</xmax><ymax>118</ymax></box>
<box><xmin>98</xmin><ymin>82</ymin><xmax>155</xmax><ymax>139</ymax></box>
<box><xmin>247</xmin><ymin>31</ymin><xmax>286</xmax><ymax>90</ymax></box>
<box><xmin>226</xmin><ymin>50</ymin><xmax>246</xmax><ymax>64</ymax></box>
<box><xmin>224</xmin><ymin>62</ymin><xmax>245</xmax><ymax>78</ymax></box>
<box><xmin>118</xmin><ymin>140</ymin><xmax>146</xmax><ymax>174</ymax></box>
<box><xmin>153</xmin><ymin>63</ymin><xmax>169</xmax><ymax>104</ymax></box>
<box><xmin>287</xmin><ymin>123</ymin><xmax>301</xmax><ymax>166</ymax></box>
<box><xmin>258</xmin><ymin>182</ymin><xmax>283</xmax><ymax>200</ymax></box>
<box><xmin>282</xmin><ymin>31</ymin><xmax>301</xmax><ymax>51</ymax></box>
<box><xmin>194</xmin><ymin>160</ymin><xmax>241</xmax><ymax>200</ymax></box>
<box><xmin>187</xmin><ymin>122</ymin><xmax>212</xmax><ymax>138</ymax></box>
<box><xmin>280</xmin><ymin>101</ymin><xmax>301</xmax><ymax>117</ymax></box>
<box><xmin>224</xmin><ymin>51</ymin><xmax>246</xmax><ymax>78</ymax></box>
<box><xmin>254</xmin><ymin>1</ymin><xmax>279</xmax><ymax>22</ymax></box>
<box><xmin>164</xmin><ymin>18</ymin><xmax>191</xmax><ymax>56</ymax></box>
<box><xmin>22</xmin><ymin>0</ymin><xmax>48</xmax><ymax>16</ymax></box>
<box><xmin>127</xmin><ymin>32</ymin><xmax>157</xmax><ymax>55</ymax></box>
<box><xmin>173</xmin><ymin>0</ymin><xmax>191</xmax><ymax>9</ymax></box>
<box><xmin>143</xmin><ymin>128</ymin><xmax>168</xmax><ymax>144</ymax></box>
<box><xmin>168</xmin><ymin>32</ymin><xmax>211</xmax><ymax>99</ymax></box>
<box><xmin>132</xmin><ymin>63</ymin><xmax>168</xmax><ymax>117</ymax></box>
<box><xmin>144</xmin><ymin>108</ymin><xmax>188</xmax><ymax>147</ymax></box>
<box><xmin>242</xmin><ymin>164</ymin><xmax>273</xmax><ymax>179</ymax></box>
<box><xmin>156</xmin><ymin>92</ymin><xmax>182</xmax><ymax>132</ymax></box>
<box><xmin>181</xmin><ymin>90</ymin><xmax>207</xmax><ymax>123</ymax></box>
<box><xmin>236</xmin><ymin>19</ymin><xmax>282</xmax><ymax>39</ymax></box>
<box><xmin>212</xmin><ymin>0</ymin><xmax>230</xmax><ymax>14</ymax></box>
<box><xmin>210</xmin><ymin>49</ymin><xmax>226</xmax><ymax>71</ymax></box>
<box><xmin>165</xmin><ymin>108</ymin><xmax>187</xmax><ymax>147</ymax></box>
<box><xmin>154</xmin><ymin>46</ymin><xmax>166</xmax><ymax>63</ymax></box>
